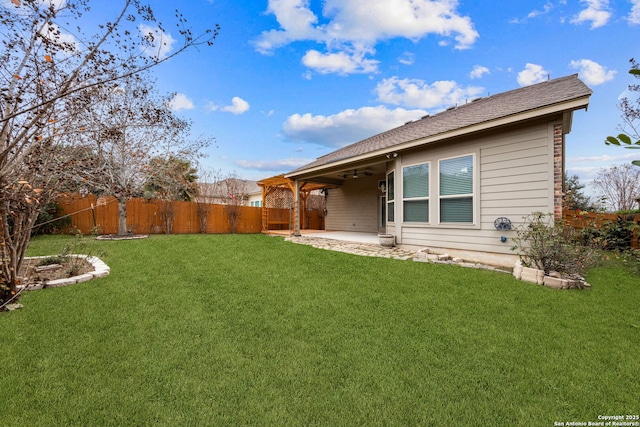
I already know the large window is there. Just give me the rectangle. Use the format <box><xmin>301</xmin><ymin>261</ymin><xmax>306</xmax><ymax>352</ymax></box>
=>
<box><xmin>403</xmin><ymin>163</ymin><xmax>429</xmax><ymax>222</ymax></box>
<box><xmin>439</xmin><ymin>155</ymin><xmax>474</xmax><ymax>223</ymax></box>
<box><xmin>387</xmin><ymin>171</ymin><xmax>395</xmax><ymax>223</ymax></box>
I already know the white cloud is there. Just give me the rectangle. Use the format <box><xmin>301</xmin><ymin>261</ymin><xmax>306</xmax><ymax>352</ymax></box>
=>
<box><xmin>2</xmin><ymin>0</ymin><xmax>66</xmax><ymax>15</ymax></box>
<box><xmin>322</xmin><ymin>0</ymin><xmax>478</xmax><ymax>48</ymax></box>
<box><xmin>569</xmin><ymin>59</ymin><xmax>616</xmax><ymax>85</ymax></box>
<box><xmin>39</xmin><ymin>22</ymin><xmax>79</xmax><ymax>53</ymax></box>
<box><xmin>223</xmin><ymin>97</ymin><xmax>250</xmax><ymax>114</ymax></box>
<box><xmin>510</xmin><ymin>2</ymin><xmax>555</xmax><ymax>23</ymax></box>
<box><xmin>469</xmin><ymin>65</ymin><xmax>490</xmax><ymax>79</ymax></box>
<box><xmin>566</xmin><ymin>153</ymin><xmax>640</xmax><ymax>184</ymax></box>
<box><xmin>43</xmin><ymin>0</ymin><xmax>65</xmax><ymax>8</ymax></box>
<box><xmin>302</xmin><ymin>49</ymin><xmax>379</xmax><ymax>74</ymax></box>
<box><xmin>629</xmin><ymin>0</ymin><xmax>640</xmax><ymax>24</ymax></box>
<box><xmin>398</xmin><ymin>52</ymin><xmax>415</xmax><ymax>66</ymax></box>
<box><xmin>208</xmin><ymin>97</ymin><xmax>250</xmax><ymax>115</ymax></box>
<box><xmin>375</xmin><ymin>77</ymin><xmax>484</xmax><ymax>109</ymax></box>
<box><xmin>169</xmin><ymin>93</ymin><xmax>194</xmax><ymax>111</ymax></box>
<box><xmin>517</xmin><ymin>63</ymin><xmax>549</xmax><ymax>86</ymax></box>
<box><xmin>568</xmin><ymin>153</ymin><xmax>640</xmax><ymax>164</ymax></box>
<box><xmin>254</xmin><ymin>0</ymin><xmax>479</xmax><ymax>75</ymax></box>
<box><xmin>139</xmin><ymin>24</ymin><xmax>176</xmax><ymax>60</ymax></box>
<box><xmin>6</xmin><ymin>0</ymin><xmax>67</xmax><ymax>10</ymax></box>
<box><xmin>253</xmin><ymin>0</ymin><xmax>322</xmax><ymax>54</ymax></box>
<box><xmin>571</xmin><ymin>0</ymin><xmax>611</xmax><ymax>28</ymax></box>
<box><xmin>235</xmin><ymin>158</ymin><xmax>314</xmax><ymax>171</ymax></box>
<box><xmin>283</xmin><ymin>105</ymin><xmax>428</xmax><ymax>147</ymax></box>
<box><xmin>527</xmin><ymin>2</ymin><xmax>554</xmax><ymax>18</ymax></box>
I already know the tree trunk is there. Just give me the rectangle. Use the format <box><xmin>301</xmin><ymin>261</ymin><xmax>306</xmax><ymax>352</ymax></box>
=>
<box><xmin>117</xmin><ymin>197</ymin><xmax>128</xmax><ymax>235</ymax></box>
<box><xmin>1</xmin><ymin>205</ymin><xmax>39</xmax><ymax>305</ymax></box>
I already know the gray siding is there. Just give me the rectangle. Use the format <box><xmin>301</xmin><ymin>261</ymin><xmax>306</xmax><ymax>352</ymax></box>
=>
<box><xmin>325</xmin><ymin>175</ymin><xmax>383</xmax><ymax>232</ymax></box>
<box><xmin>393</xmin><ymin>119</ymin><xmax>557</xmax><ymax>256</ymax></box>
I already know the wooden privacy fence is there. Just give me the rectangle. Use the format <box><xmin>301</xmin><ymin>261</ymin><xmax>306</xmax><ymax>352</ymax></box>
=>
<box><xmin>264</xmin><ymin>208</ymin><xmax>325</xmax><ymax>231</ymax></box>
<box><xmin>57</xmin><ymin>195</ymin><xmax>262</xmax><ymax>235</ymax></box>
<box><xmin>563</xmin><ymin>209</ymin><xmax>640</xmax><ymax>249</ymax></box>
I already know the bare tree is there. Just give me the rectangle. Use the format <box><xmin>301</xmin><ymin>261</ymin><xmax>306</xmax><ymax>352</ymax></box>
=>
<box><xmin>224</xmin><ymin>172</ymin><xmax>248</xmax><ymax>234</ymax></box>
<box><xmin>196</xmin><ymin>168</ymin><xmax>222</xmax><ymax>233</ymax></box>
<box><xmin>70</xmin><ymin>74</ymin><xmax>209</xmax><ymax>235</ymax></box>
<box><xmin>591</xmin><ymin>164</ymin><xmax>640</xmax><ymax>212</ymax></box>
<box><xmin>144</xmin><ymin>156</ymin><xmax>199</xmax><ymax>234</ymax></box>
<box><xmin>0</xmin><ymin>0</ymin><xmax>218</xmax><ymax>306</ymax></box>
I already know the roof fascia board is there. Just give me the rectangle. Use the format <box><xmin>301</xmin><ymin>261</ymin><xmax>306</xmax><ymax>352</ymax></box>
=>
<box><xmin>286</xmin><ymin>96</ymin><xmax>590</xmax><ymax>179</ymax></box>
<box><xmin>562</xmin><ymin>111</ymin><xmax>573</xmax><ymax>134</ymax></box>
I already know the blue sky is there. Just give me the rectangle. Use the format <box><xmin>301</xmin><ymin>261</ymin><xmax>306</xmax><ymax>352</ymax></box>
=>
<box><xmin>45</xmin><ymin>1</ymin><xmax>640</xmax><ymax>187</ymax></box>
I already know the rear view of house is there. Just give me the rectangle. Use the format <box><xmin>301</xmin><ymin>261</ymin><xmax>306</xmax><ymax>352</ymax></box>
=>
<box><xmin>285</xmin><ymin>74</ymin><xmax>592</xmax><ymax>266</ymax></box>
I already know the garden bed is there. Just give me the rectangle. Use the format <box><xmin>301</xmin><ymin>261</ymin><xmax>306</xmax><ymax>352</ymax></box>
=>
<box><xmin>18</xmin><ymin>255</ymin><xmax>110</xmax><ymax>290</ymax></box>
<box><xmin>513</xmin><ymin>260</ymin><xmax>590</xmax><ymax>289</ymax></box>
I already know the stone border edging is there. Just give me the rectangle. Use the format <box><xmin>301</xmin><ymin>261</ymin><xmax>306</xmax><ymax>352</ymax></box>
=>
<box><xmin>18</xmin><ymin>255</ymin><xmax>110</xmax><ymax>291</ymax></box>
<box><xmin>285</xmin><ymin>236</ymin><xmax>511</xmax><ymax>273</ymax></box>
<box><xmin>513</xmin><ymin>260</ymin><xmax>590</xmax><ymax>289</ymax></box>
<box><xmin>96</xmin><ymin>234</ymin><xmax>148</xmax><ymax>240</ymax></box>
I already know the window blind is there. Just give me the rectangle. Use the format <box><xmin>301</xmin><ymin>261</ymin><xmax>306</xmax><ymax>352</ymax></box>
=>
<box><xmin>403</xmin><ymin>163</ymin><xmax>429</xmax><ymax>198</ymax></box>
<box><xmin>440</xmin><ymin>156</ymin><xmax>473</xmax><ymax>223</ymax></box>
<box><xmin>440</xmin><ymin>156</ymin><xmax>472</xmax><ymax>196</ymax></box>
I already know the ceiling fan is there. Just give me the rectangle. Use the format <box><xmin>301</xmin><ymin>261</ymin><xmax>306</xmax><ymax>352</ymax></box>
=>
<box><xmin>342</xmin><ymin>169</ymin><xmax>373</xmax><ymax>179</ymax></box>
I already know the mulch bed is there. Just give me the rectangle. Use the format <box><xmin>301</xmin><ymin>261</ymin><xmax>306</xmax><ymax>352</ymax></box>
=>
<box><xmin>19</xmin><ymin>257</ymin><xmax>94</xmax><ymax>284</ymax></box>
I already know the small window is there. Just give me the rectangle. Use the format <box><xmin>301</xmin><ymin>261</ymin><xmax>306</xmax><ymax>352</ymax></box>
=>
<box><xmin>387</xmin><ymin>170</ymin><xmax>395</xmax><ymax>223</ymax></box>
<box><xmin>439</xmin><ymin>155</ymin><xmax>474</xmax><ymax>223</ymax></box>
<box><xmin>403</xmin><ymin>163</ymin><xmax>429</xmax><ymax>222</ymax></box>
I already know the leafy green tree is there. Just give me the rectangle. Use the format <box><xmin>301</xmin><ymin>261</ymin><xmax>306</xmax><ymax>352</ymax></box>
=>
<box><xmin>606</xmin><ymin>59</ymin><xmax>640</xmax><ymax>166</ymax></box>
<box><xmin>145</xmin><ymin>156</ymin><xmax>200</xmax><ymax>202</ymax></box>
<box><xmin>563</xmin><ymin>173</ymin><xmax>596</xmax><ymax>211</ymax></box>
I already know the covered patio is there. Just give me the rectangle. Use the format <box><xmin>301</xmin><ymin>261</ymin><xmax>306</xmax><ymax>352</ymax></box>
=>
<box><xmin>259</xmin><ymin>159</ymin><xmax>389</xmax><ymax>237</ymax></box>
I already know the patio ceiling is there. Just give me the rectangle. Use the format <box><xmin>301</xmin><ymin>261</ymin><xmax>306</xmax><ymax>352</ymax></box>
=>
<box><xmin>294</xmin><ymin>157</ymin><xmax>389</xmax><ymax>187</ymax></box>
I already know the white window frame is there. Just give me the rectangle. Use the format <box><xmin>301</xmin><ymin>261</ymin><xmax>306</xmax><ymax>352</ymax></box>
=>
<box><xmin>386</xmin><ymin>170</ymin><xmax>395</xmax><ymax>223</ymax></box>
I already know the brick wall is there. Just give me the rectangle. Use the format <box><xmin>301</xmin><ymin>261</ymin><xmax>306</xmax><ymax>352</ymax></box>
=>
<box><xmin>553</xmin><ymin>123</ymin><xmax>563</xmax><ymax>220</ymax></box>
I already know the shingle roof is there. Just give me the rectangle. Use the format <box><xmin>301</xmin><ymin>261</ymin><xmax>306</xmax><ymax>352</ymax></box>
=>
<box><xmin>288</xmin><ymin>74</ymin><xmax>592</xmax><ymax>175</ymax></box>
<box><xmin>199</xmin><ymin>179</ymin><xmax>261</xmax><ymax>197</ymax></box>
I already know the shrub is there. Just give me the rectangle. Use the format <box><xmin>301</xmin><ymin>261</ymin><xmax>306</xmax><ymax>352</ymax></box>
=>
<box><xmin>511</xmin><ymin>212</ymin><xmax>600</xmax><ymax>278</ymax></box>
<box><xmin>0</xmin><ymin>277</ymin><xmax>14</xmax><ymax>309</ymax></box>
<box><xmin>597</xmin><ymin>217</ymin><xmax>637</xmax><ymax>250</ymax></box>
<box><xmin>616</xmin><ymin>208</ymin><xmax>640</xmax><ymax>215</ymax></box>
<box><xmin>32</xmin><ymin>202</ymin><xmax>71</xmax><ymax>236</ymax></box>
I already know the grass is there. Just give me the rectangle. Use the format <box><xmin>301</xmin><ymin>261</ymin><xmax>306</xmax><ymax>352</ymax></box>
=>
<box><xmin>1</xmin><ymin>234</ymin><xmax>638</xmax><ymax>426</ymax></box>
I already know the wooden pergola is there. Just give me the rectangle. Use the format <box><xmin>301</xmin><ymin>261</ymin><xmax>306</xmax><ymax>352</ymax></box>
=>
<box><xmin>257</xmin><ymin>174</ymin><xmax>333</xmax><ymax>234</ymax></box>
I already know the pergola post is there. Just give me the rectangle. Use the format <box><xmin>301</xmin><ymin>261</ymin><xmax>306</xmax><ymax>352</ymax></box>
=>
<box><xmin>294</xmin><ymin>179</ymin><xmax>301</xmax><ymax>236</ymax></box>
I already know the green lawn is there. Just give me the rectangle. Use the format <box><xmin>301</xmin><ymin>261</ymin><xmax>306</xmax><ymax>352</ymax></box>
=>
<box><xmin>1</xmin><ymin>234</ymin><xmax>638</xmax><ymax>426</ymax></box>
